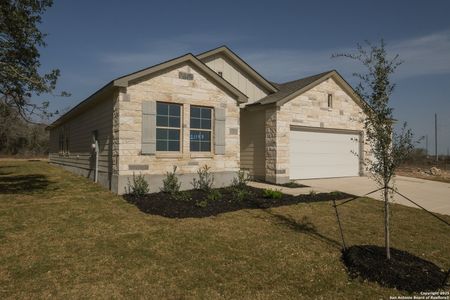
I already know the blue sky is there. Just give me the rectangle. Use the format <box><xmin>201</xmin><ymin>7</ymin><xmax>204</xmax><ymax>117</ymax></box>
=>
<box><xmin>37</xmin><ymin>0</ymin><xmax>450</xmax><ymax>154</ymax></box>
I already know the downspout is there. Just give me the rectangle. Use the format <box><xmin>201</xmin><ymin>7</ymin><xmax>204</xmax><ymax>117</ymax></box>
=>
<box><xmin>92</xmin><ymin>131</ymin><xmax>99</xmax><ymax>183</ymax></box>
<box><xmin>94</xmin><ymin>139</ymin><xmax>99</xmax><ymax>183</ymax></box>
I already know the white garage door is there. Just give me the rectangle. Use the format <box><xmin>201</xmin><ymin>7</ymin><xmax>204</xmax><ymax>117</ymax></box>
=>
<box><xmin>289</xmin><ymin>129</ymin><xmax>360</xmax><ymax>179</ymax></box>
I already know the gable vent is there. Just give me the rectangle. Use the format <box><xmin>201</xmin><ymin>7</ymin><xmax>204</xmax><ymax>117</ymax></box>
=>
<box><xmin>179</xmin><ymin>71</ymin><xmax>194</xmax><ymax>80</ymax></box>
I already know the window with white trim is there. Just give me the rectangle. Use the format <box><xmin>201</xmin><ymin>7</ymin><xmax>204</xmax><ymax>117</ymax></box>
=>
<box><xmin>156</xmin><ymin>102</ymin><xmax>181</xmax><ymax>151</ymax></box>
<box><xmin>190</xmin><ymin>106</ymin><xmax>212</xmax><ymax>152</ymax></box>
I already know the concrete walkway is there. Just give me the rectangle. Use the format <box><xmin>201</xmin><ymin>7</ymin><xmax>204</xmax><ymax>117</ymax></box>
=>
<box><xmin>295</xmin><ymin>176</ymin><xmax>450</xmax><ymax>215</ymax></box>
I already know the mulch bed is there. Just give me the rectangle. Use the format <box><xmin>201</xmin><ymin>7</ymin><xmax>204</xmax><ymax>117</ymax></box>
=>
<box><xmin>342</xmin><ymin>245</ymin><xmax>448</xmax><ymax>292</ymax></box>
<box><xmin>123</xmin><ymin>186</ymin><xmax>352</xmax><ymax>218</ymax></box>
<box><xmin>253</xmin><ymin>180</ymin><xmax>310</xmax><ymax>188</ymax></box>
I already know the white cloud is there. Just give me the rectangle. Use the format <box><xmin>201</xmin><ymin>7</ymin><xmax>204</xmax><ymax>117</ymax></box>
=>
<box><xmin>242</xmin><ymin>30</ymin><xmax>450</xmax><ymax>82</ymax></box>
<box><xmin>100</xmin><ymin>33</ymin><xmax>246</xmax><ymax>74</ymax></box>
<box><xmin>99</xmin><ymin>30</ymin><xmax>450</xmax><ymax>83</ymax></box>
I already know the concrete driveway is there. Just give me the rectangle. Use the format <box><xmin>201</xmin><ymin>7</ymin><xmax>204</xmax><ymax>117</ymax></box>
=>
<box><xmin>296</xmin><ymin>176</ymin><xmax>450</xmax><ymax>215</ymax></box>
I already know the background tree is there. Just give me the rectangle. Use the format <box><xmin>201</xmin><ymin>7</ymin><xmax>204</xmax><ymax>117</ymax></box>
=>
<box><xmin>0</xmin><ymin>0</ymin><xmax>68</xmax><ymax>120</ymax></box>
<box><xmin>333</xmin><ymin>41</ymin><xmax>414</xmax><ymax>260</ymax></box>
<box><xmin>0</xmin><ymin>102</ymin><xmax>48</xmax><ymax>156</ymax></box>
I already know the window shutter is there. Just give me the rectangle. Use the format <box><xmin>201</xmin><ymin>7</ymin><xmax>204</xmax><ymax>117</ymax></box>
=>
<box><xmin>214</xmin><ymin>108</ymin><xmax>226</xmax><ymax>155</ymax></box>
<box><xmin>142</xmin><ymin>101</ymin><xmax>156</xmax><ymax>154</ymax></box>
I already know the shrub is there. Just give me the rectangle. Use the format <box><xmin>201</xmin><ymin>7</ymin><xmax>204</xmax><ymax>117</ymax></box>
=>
<box><xmin>330</xmin><ymin>191</ymin><xmax>343</xmax><ymax>197</ymax></box>
<box><xmin>161</xmin><ymin>166</ymin><xmax>181</xmax><ymax>195</ymax></box>
<box><xmin>174</xmin><ymin>190</ymin><xmax>192</xmax><ymax>202</ymax></box>
<box><xmin>262</xmin><ymin>188</ymin><xmax>283</xmax><ymax>199</ymax></box>
<box><xmin>195</xmin><ymin>199</ymin><xmax>208</xmax><ymax>208</ymax></box>
<box><xmin>125</xmin><ymin>173</ymin><xmax>149</xmax><ymax>196</ymax></box>
<box><xmin>233</xmin><ymin>188</ymin><xmax>251</xmax><ymax>202</ymax></box>
<box><xmin>191</xmin><ymin>165</ymin><xmax>214</xmax><ymax>191</ymax></box>
<box><xmin>229</xmin><ymin>170</ymin><xmax>251</xmax><ymax>202</ymax></box>
<box><xmin>231</xmin><ymin>170</ymin><xmax>250</xmax><ymax>189</ymax></box>
<box><xmin>309</xmin><ymin>190</ymin><xmax>317</xmax><ymax>197</ymax></box>
<box><xmin>207</xmin><ymin>189</ymin><xmax>222</xmax><ymax>202</ymax></box>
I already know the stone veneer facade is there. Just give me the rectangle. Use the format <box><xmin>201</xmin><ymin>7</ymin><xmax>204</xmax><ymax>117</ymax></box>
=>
<box><xmin>264</xmin><ymin>77</ymin><xmax>368</xmax><ymax>183</ymax></box>
<box><xmin>111</xmin><ymin>63</ymin><xmax>241</xmax><ymax>194</ymax></box>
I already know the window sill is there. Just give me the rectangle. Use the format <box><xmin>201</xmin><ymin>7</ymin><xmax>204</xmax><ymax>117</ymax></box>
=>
<box><xmin>156</xmin><ymin>152</ymin><xmax>183</xmax><ymax>159</ymax></box>
<box><xmin>190</xmin><ymin>152</ymin><xmax>214</xmax><ymax>158</ymax></box>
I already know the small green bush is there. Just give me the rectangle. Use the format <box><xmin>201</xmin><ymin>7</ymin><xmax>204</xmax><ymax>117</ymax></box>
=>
<box><xmin>262</xmin><ymin>188</ymin><xmax>283</xmax><ymax>199</ymax></box>
<box><xmin>230</xmin><ymin>170</ymin><xmax>251</xmax><ymax>202</ymax></box>
<box><xmin>174</xmin><ymin>190</ymin><xmax>192</xmax><ymax>202</ymax></box>
<box><xmin>161</xmin><ymin>166</ymin><xmax>181</xmax><ymax>195</ymax></box>
<box><xmin>192</xmin><ymin>165</ymin><xmax>214</xmax><ymax>191</ymax></box>
<box><xmin>207</xmin><ymin>189</ymin><xmax>222</xmax><ymax>202</ymax></box>
<box><xmin>233</xmin><ymin>188</ymin><xmax>251</xmax><ymax>202</ymax></box>
<box><xmin>195</xmin><ymin>199</ymin><xmax>208</xmax><ymax>208</ymax></box>
<box><xmin>330</xmin><ymin>191</ymin><xmax>343</xmax><ymax>197</ymax></box>
<box><xmin>125</xmin><ymin>173</ymin><xmax>149</xmax><ymax>196</ymax></box>
<box><xmin>231</xmin><ymin>170</ymin><xmax>250</xmax><ymax>189</ymax></box>
<box><xmin>309</xmin><ymin>190</ymin><xmax>317</xmax><ymax>197</ymax></box>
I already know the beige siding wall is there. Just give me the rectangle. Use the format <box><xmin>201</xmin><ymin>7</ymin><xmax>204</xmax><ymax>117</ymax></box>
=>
<box><xmin>201</xmin><ymin>54</ymin><xmax>269</xmax><ymax>103</ymax></box>
<box><xmin>117</xmin><ymin>63</ymin><xmax>240</xmax><ymax>178</ymax></box>
<box><xmin>266</xmin><ymin>77</ymin><xmax>368</xmax><ymax>182</ymax></box>
<box><xmin>48</xmin><ymin>95</ymin><xmax>114</xmax><ymax>184</ymax></box>
<box><xmin>240</xmin><ymin>108</ymin><xmax>266</xmax><ymax>178</ymax></box>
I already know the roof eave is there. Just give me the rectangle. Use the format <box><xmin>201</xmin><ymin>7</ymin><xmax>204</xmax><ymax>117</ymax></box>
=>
<box><xmin>271</xmin><ymin>71</ymin><xmax>363</xmax><ymax>108</ymax></box>
<box><xmin>46</xmin><ymin>81</ymin><xmax>116</xmax><ymax>130</ymax></box>
<box><xmin>114</xmin><ymin>53</ymin><xmax>248</xmax><ymax>103</ymax></box>
<box><xmin>197</xmin><ymin>46</ymin><xmax>279</xmax><ymax>94</ymax></box>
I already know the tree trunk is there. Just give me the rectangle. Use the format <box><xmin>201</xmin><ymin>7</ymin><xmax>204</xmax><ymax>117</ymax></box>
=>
<box><xmin>384</xmin><ymin>185</ymin><xmax>391</xmax><ymax>260</ymax></box>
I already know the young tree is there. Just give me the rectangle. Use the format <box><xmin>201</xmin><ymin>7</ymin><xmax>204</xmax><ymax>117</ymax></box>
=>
<box><xmin>0</xmin><ymin>0</ymin><xmax>67</xmax><ymax>120</ymax></box>
<box><xmin>333</xmin><ymin>41</ymin><xmax>414</xmax><ymax>259</ymax></box>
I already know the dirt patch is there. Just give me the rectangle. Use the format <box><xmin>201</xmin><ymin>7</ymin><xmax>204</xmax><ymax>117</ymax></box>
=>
<box><xmin>397</xmin><ymin>165</ymin><xmax>450</xmax><ymax>184</ymax></box>
<box><xmin>124</xmin><ymin>187</ymin><xmax>352</xmax><ymax>218</ymax></box>
<box><xmin>342</xmin><ymin>245</ymin><xmax>448</xmax><ymax>292</ymax></box>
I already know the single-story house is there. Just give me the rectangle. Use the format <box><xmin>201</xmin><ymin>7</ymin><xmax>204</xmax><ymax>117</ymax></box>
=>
<box><xmin>47</xmin><ymin>46</ymin><xmax>369</xmax><ymax>194</ymax></box>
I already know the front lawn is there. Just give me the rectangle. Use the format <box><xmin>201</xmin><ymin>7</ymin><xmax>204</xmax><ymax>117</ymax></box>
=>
<box><xmin>0</xmin><ymin>160</ymin><xmax>449</xmax><ymax>298</ymax></box>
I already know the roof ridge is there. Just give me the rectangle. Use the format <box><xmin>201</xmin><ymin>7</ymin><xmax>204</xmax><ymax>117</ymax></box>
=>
<box><xmin>277</xmin><ymin>70</ymin><xmax>335</xmax><ymax>86</ymax></box>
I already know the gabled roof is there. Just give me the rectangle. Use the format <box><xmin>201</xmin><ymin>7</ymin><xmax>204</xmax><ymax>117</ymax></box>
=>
<box><xmin>196</xmin><ymin>45</ymin><xmax>279</xmax><ymax>94</ymax></box>
<box><xmin>48</xmin><ymin>53</ymin><xmax>248</xmax><ymax>129</ymax></box>
<box><xmin>250</xmin><ymin>70</ymin><xmax>363</xmax><ymax>107</ymax></box>
<box><xmin>114</xmin><ymin>53</ymin><xmax>248</xmax><ymax>103</ymax></box>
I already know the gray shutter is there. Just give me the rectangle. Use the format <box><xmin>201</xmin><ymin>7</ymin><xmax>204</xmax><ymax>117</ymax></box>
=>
<box><xmin>214</xmin><ymin>108</ymin><xmax>226</xmax><ymax>155</ymax></box>
<box><xmin>142</xmin><ymin>101</ymin><xmax>156</xmax><ymax>154</ymax></box>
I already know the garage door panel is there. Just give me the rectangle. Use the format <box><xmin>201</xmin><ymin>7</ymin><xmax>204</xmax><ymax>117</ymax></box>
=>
<box><xmin>289</xmin><ymin>130</ymin><xmax>360</xmax><ymax>179</ymax></box>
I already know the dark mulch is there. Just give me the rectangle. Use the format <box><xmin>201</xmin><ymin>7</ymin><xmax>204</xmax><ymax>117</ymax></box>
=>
<box><xmin>342</xmin><ymin>245</ymin><xmax>448</xmax><ymax>292</ymax></box>
<box><xmin>253</xmin><ymin>179</ymin><xmax>309</xmax><ymax>188</ymax></box>
<box><xmin>124</xmin><ymin>186</ymin><xmax>352</xmax><ymax>218</ymax></box>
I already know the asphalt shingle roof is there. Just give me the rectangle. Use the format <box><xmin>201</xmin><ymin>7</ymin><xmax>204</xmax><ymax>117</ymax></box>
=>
<box><xmin>252</xmin><ymin>70</ymin><xmax>335</xmax><ymax>105</ymax></box>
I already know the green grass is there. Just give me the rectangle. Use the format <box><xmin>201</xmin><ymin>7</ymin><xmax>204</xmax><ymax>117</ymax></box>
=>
<box><xmin>0</xmin><ymin>160</ymin><xmax>449</xmax><ymax>299</ymax></box>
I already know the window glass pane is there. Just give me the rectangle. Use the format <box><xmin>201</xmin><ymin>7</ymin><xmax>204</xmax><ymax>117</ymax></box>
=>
<box><xmin>157</xmin><ymin>116</ymin><xmax>168</xmax><ymax>127</ymax></box>
<box><xmin>190</xmin><ymin>131</ymin><xmax>211</xmax><ymax>152</ymax></box>
<box><xmin>190</xmin><ymin>141</ymin><xmax>200</xmax><ymax>152</ymax></box>
<box><xmin>168</xmin><ymin>141</ymin><xmax>180</xmax><ymax>151</ymax></box>
<box><xmin>156</xmin><ymin>128</ymin><xmax>167</xmax><ymax>140</ymax></box>
<box><xmin>169</xmin><ymin>104</ymin><xmax>180</xmax><ymax>116</ymax></box>
<box><xmin>190</xmin><ymin>107</ymin><xmax>200</xmax><ymax>118</ymax></box>
<box><xmin>201</xmin><ymin>119</ymin><xmax>211</xmax><ymax>129</ymax></box>
<box><xmin>168</xmin><ymin>129</ymin><xmax>179</xmax><ymax>140</ymax></box>
<box><xmin>156</xmin><ymin>140</ymin><xmax>167</xmax><ymax>151</ymax></box>
<box><xmin>157</xmin><ymin>102</ymin><xmax>168</xmax><ymax>115</ymax></box>
<box><xmin>168</xmin><ymin>116</ymin><xmax>180</xmax><ymax>128</ymax></box>
<box><xmin>191</xmin><ymin>118</ymin><xmax>200</xmax><ymax>129</ymax></box>
<box><xmin>190</xmin><ymin>130</ymin><xmax>206</xmax><ymax>141</ymax></box>
<box><xmin>201</xmin><ymin>108</ymin><xmax>211</xmax><ymax>119</ymax></box>
<box><xmin>201</xmin><ymin>142</ymin><xmax>211</xmax><ymax>152</ymax></box>
<box><xmin>202</xmin><ymin>131</ymin><xmax>211</xmax><ymax>140</ymax></box>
